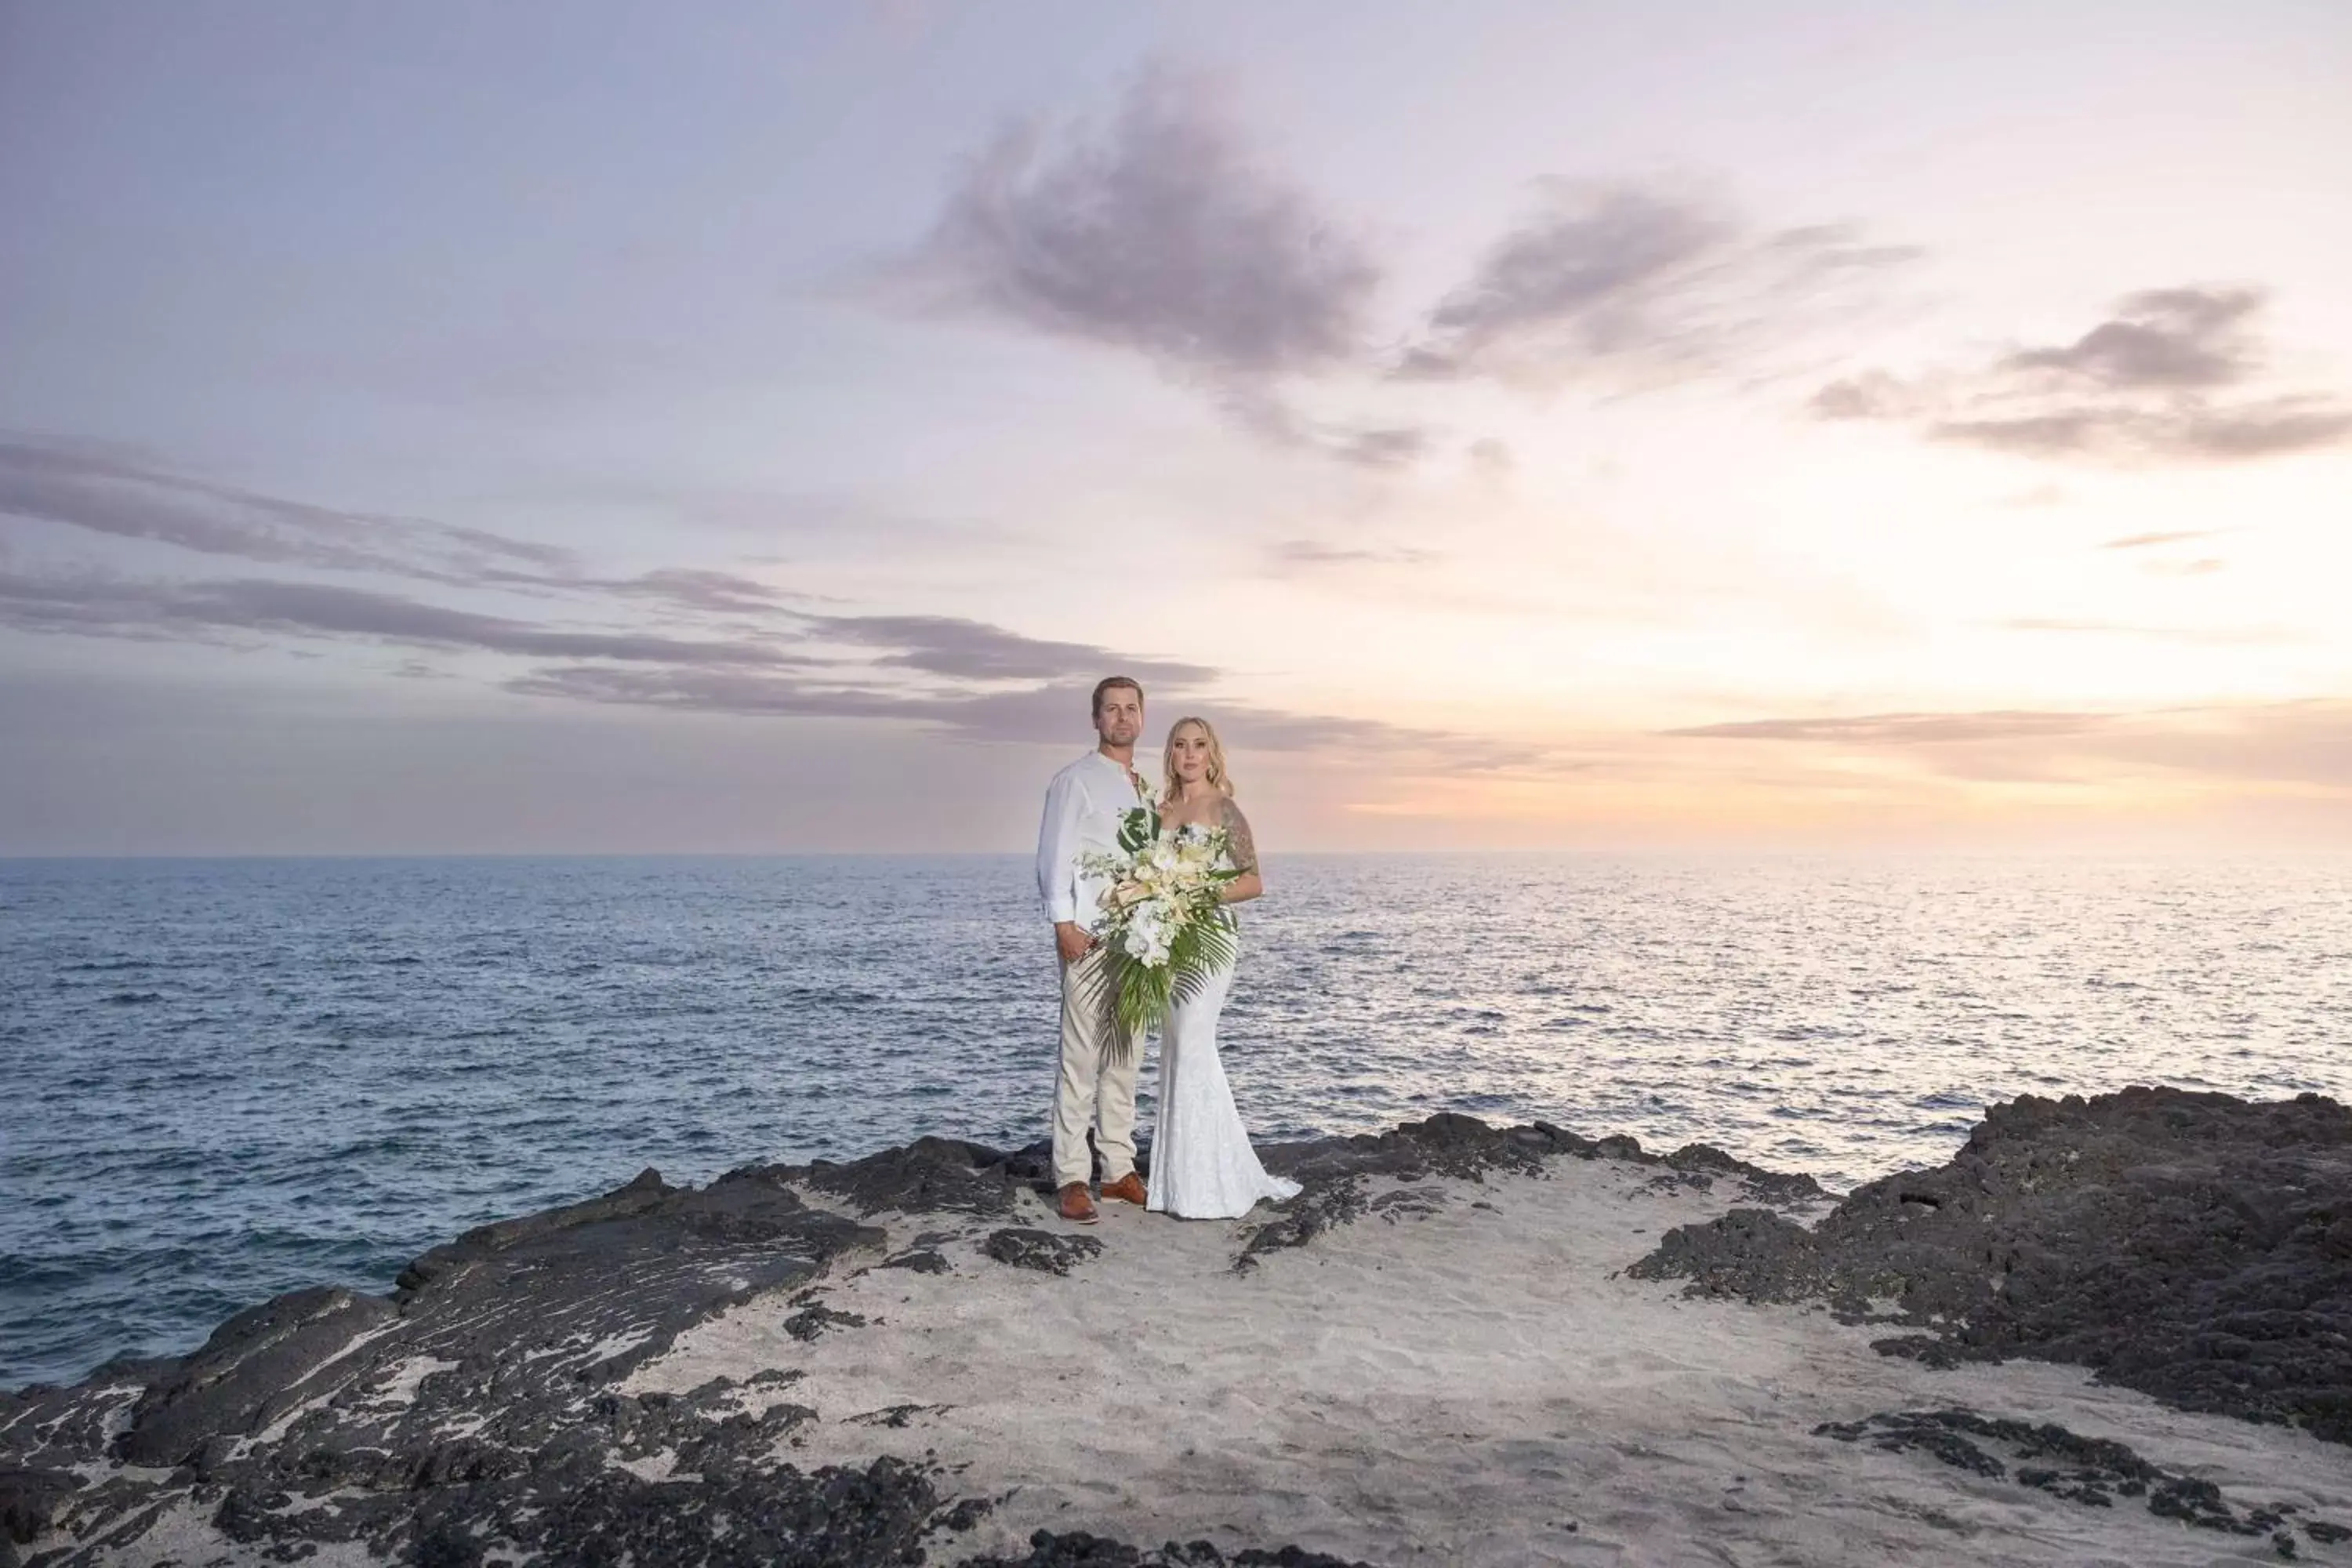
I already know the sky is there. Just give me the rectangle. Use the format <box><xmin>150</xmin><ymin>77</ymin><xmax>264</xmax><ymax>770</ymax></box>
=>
<box><xmin>3</xmin><ymin>0</ymin><xmax>2349</xmax><ymax>855</ymax></box>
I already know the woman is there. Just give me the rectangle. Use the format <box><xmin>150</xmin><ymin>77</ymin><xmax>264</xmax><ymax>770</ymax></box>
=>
<box><xmin>1146</xmin><ymin>717</ymin><xmax>1303</xmax><ymax>1219</ymax></box>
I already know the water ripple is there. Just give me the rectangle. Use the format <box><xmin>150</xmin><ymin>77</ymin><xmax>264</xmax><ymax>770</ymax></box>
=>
<box><xmin>2</xmin><ymin>852</ymin><xmax>2348</xmax><ymax>1388</ymax></box>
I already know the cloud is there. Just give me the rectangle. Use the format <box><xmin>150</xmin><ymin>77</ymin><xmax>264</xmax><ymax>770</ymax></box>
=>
<box><xmin>506</xmin><ymin>664</ymin><xmax>935</xmax><ymax>724</ymax></box>
<box><xmin>1665</xmin><ymin>710</ymin><xmax>2110</xmax><ymax>745</ymax></box>
<box><xmin>0</xmin><ymin>571</ymin><xmax>816</xmax><ymax>666</ymax></box>
<box><xmin>0</xmin><ymin>547</ymin><xmax>1473</xmax><ymax>764</ymax></box>
<box><xmin>1265</xmin><ymin>539</ymin><xmax>1439</xmax><ymax>572</ymax></box>
<box><xmin>0</xmin><ymin>436</ymin><xmax>575</xmax><ymax>583</ymax></box>
<box><xmin>0</xmin><ymin>565</ymin><xmax>1237</xmax><ymax>692</ymax></box>
<box><xmin>814</xmin><ymin>613</ymin><xmax>1214</xmax><ymax>684</ymax></box>
<box><xmin>1928</xmin><ymin>399</ymin><xmax>2352</xmax><ymax>463</ymax></box>
<box><xmin>503</xmin><ymin>664</ymin><xmax>1522</xmax><ymax>763</ymax></box>
<box><xmin>1400</xmin><ymin>184</ymin><xmax>1730</xmax><ymax>379</ymax></box>
<box><xmin>899</xmin><ymin>61</ymin><xmax>1378</xmax><ymax>382</ymax></box>
<box><xmin>897</xmin><ymin>93</ymin><xmax>1920</xmax><ymax>463</ymax></box>
<box><xmin>1665</xmin><ymin>699</ymin><xmax>2352</xmax><ymax>795</ymax></box>
<box><xmin>2092</xmin><ymin>701</ymin><xmax>2352</xmax><ymax>791</ymax></box>
<box><xmin>1998</xmin><ymin>615</ymin><xmax>2288</xmax><ymax>644</ymax></box>
<box><xmin>1813</xmin><ymin>286</ymin><xmax>2352</xmax><ymax>466</ymax></box>
<box><xmin>1808</xmin><ymin>370</ymin><xmax>1917</xmax><ymax>421</ymax></box>
<box><xmin>0</xmin><ymin>437</ymin><xmax>857</xmax><ymax>620</ymax></box>
<box><xmin>2102</xmin><ymin>529</ymin><xmax>2217</xmax><ymax>550</ymax></box>
<box><xmin>572</xmin><ymin>568</ymin><xmax>797</xmax><ymax>615</ymax></box>
<box><xmin>1399</xmin><ymin>186</ymin><xmax>1918</xmax><ymax>389</ymax></box>
<box><xmin>1214</xmin><ymin>386</ymin><xmax>1439</xmax><ymax>469</ymax></box>
<box><xmin>2001</xmin><ymin>287</ymin><xmax>2259</xmax><ymax>390</ymax></box>
<box><xmin>0</xmin><ymin>437</ymin><xmax>1241</xmax><ymax>717</ymax></box>
<box><xmin>892</xmin><ymin>64</ymin><xmax>1471</xmax><ymax>473</ymax></box>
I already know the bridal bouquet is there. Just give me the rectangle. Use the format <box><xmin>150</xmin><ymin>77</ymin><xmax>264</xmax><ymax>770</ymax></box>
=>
<box><xmin>1078</xmin><ymin>803</ymin><xmax>1241</xmax><ymax>1048</ymax></box>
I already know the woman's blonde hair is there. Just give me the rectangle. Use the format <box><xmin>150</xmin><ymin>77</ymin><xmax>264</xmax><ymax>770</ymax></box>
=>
<box><xmin>1161</xmin><ymin>716</ymin><xmax>1236</xmax><ymax>802</ymax></box>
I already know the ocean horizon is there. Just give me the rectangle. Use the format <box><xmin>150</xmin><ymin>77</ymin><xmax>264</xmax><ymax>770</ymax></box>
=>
<box><xmin>6</xmin><ymin>850</ymin><xmax>2349</xmax><ymax>1389</ymax></box>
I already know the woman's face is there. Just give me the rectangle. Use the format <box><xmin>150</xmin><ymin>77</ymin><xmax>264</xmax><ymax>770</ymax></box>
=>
<box><xmin>1169</xmin><ymin>724</ymin><xmax>1210</xmax><ymax>782</ymax></box>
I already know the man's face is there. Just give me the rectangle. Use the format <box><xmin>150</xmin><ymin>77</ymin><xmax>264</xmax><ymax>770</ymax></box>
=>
<box><xmin>1094</xmin><ymin>687</ymin><xmax>1143</xmax><ymax>747</ymax></box>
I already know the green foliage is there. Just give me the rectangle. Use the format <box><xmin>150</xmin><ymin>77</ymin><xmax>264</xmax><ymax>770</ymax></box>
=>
<box><xmin>1167</xmin><ymin>908</ymin><xmax>1238</xmax><ymax>1004</ymax></box>
<box><xmin>1073</xmin><ymin>819</ymin><xmax>1245</xmax><ymax>1062</ymax></box>
<box><xmin>1077</xmin><ymin>907</ymin><xmax>1238</xmax><ymax>1062</ymax></box>
<box><xmin>1116</xmin><ymin>804</ymin><xmax>1159</xmax><ymax>854</ymax></box>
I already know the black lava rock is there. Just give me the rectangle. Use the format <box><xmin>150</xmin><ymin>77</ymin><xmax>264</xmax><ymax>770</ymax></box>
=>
<box><xmin>982</xmin><ymin>1228</ymin><xmax>1105</xmax><ymax>1276</ymax></box>
<box><xmin>1637</xmin><ymin>1087</ymin><xmax>2352</xmax><ymax>1443</ymax></box>
<box><xmin>958</xmin><ymin>1529</ymin><xmax>1377</xmax><ymax>1566</ymax></box>
<box><xmin>802</xmin><ymin>1136</ymin><xmax>1025</xmax><ymax>1218</ymax></box>
<box><xmin>1815</xmin><ymin>1406</ymin><xmax>2343</xmax><ymax>1545</ymax></box>
<box><xmin>880</xmin><ymin>1249</ymin><xmax>953</xmax><ymax>1274</ymax></box>
<box><xmin>0</xmin><ymin>1466</ymin><xmax>78</xmax><ymax>1544</ymax></box>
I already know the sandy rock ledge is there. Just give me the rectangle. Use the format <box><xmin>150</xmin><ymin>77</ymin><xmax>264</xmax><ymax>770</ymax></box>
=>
<box><xmin>2</xmin><ymin>1093</ymin><xmax>2346</xmax><ymax>1566</ymax></box>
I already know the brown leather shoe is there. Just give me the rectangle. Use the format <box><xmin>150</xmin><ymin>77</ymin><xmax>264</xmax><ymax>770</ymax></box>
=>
<box><xmin>1098</xmin><ymin>1172</ymin><xmax>1148</xmax><ymax>1207</ymax></box>
<box><xmin>1058</xmin><ymin>1182</ymin><xmax>1099</xmax><ymax>1225</ymax></box>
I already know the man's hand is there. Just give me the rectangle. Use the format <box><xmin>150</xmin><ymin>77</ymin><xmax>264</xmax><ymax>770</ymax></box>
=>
<box><xmin>1054</xmin><ymin>921</ymin><xmax>1096</xmax><ymax>965</ymax></box>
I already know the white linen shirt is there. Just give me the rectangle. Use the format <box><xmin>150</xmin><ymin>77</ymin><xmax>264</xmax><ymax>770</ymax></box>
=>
<box><xmin>1036</xmin><ymin>750</ymin><xmax>1152</xmax><ymax>927</ymax></box>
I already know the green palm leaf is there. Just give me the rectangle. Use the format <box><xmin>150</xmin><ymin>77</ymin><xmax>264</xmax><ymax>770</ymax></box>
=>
<box><xmin>1074</xmin><ymin>906</ymin><xmax>1240</xmax><ymax>1060</ymax></box>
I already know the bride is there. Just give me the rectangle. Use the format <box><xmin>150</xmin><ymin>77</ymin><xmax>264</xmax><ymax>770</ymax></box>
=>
<box><xmin>1146</xmin><ymin>717</ymin><xmax>1303</xmax><ymax>1220</ymax></box>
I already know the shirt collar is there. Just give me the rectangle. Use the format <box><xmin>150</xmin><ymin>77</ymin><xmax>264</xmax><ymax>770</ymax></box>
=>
<box><xmin>1087</xmin><ymin>750</ymin><xmax>1149</xmax><ymax>795</ymax></box>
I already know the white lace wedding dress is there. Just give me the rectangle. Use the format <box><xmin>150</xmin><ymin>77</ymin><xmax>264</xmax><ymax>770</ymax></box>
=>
<box><xmin>1145</xmin><ymin>805</ymin><xmax>1302</xmax><ymax>1220</ymax></box>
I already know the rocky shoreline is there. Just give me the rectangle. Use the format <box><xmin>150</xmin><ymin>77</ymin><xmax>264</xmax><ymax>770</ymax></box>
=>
<box><xmin>3</xmin><ymin>1088</ymin><xmax>2346</xmax><ymax>1566</ymax></box>
<box><xmin>1630</xmin><ymin>1086</ymin><xmax>2352</xmax><ymax>1443</ymax></box>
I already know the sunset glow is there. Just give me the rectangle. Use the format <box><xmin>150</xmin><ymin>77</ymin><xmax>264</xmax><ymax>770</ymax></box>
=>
<box><xmin>4</xmin><ymin>2</ymin><xmax>2348</xmax><ymax>851</ymax></box>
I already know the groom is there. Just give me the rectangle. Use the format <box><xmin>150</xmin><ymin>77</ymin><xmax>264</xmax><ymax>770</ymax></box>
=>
<box><xmin>1036</xmin><ymin>675</ymin><xmax>1153</xmax><ymax>1225</ymax></box>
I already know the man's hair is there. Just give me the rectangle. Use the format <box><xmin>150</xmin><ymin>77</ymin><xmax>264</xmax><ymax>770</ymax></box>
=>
<box><xmin>1091</xmin><ymin>675</ymin><xmax>1144</xmax><ymax>717</ymax></box>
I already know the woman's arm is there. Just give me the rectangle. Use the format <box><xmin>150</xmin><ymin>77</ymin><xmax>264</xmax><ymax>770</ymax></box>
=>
<box><xmin>1219</xmin><ymin>799</ymin><xmax>1263</xmax><ymax>905</ymax></box>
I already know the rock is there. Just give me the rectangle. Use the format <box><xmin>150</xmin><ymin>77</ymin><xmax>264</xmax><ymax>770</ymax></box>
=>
<box><xmin>1625</xmin><ymin>1207</ymin><xmax>1831</xmax><ymax>1303</ymax></box>
<box><xmin>1000</xmin><ymin>1137</ymin><xmax>1059</xmax><ymax>1185</ymax></box>
<box><xmin>1663</xmin><ymin>1142</ymin><xmax>1828</xmax><ymax>1205</ymax></box>
<box><xmin>2</xmin><ymin>1162</ymin><xmax>892</xmax><ymax>1560</ymax></box>
<box><xmin>1635</xmin><ymin>1087</ymin><xmax>2352</xmax><ymax>1443</ymax></box>
<box><xmin>1814</xmin><ymin>1407</ymin><xmax>2343</xmax><ymax>1544</ymax></box>
<box><xmin>118</xmin><ymin>1285</ymin><xmax>398</xmax><ymax>1467</ymax></box>
<box><xmin>383</xmin><ymin>1452</ymin><xmax>947</xmax><ymax>1567</ymax></box>
<box><xmin>0</xmin><ymin>1466</ymin><xmax>78</xmax><ymax>1544</ymax></box>
<box><xmin>1232</xmin><ymin>1112</ymin><xmax>1820</xmax><ymax>1270</ymax></box>
<box><xmin>844</xmin><ymin>1403</ymin><xmax>949</xmax><ymax>1428</ymax></box>
<box><xmin>1234</xmin><ymin>1177</ymin><xmax>1368</xmax><ymax>1272</ymax></box>
<box><xmin>1267</xmin><ymin>1112</ymin><xmax>1569</xmax><ymax>1186</ymax></box>
<box><xmin>957</xmin><ymin>1529</ymin><xmax>1377</xmax><ymax>1566</ymax></box>
<box><xmin>783</xmin><ymin>1304</ymin><xmax>869</xmax><ymax>1341</ymax></box>
<box><xmin>879</xmin><ymin>1248</ymin><xmax>952</xmax><ymax>1274</ymax></box>
<box><xmin>982</xmin><ymin>1227</ymin><xmax>1104</xmax><ymax>1276</ymax></box>
<box><xmin>800</xmin><ymin>1136</ymin><xmax>1024</xmax><ymax>1218</ymax></box>
<box><xmin>0</xmin><ymin>1110</ymin><xmax>1809</xmax><ymax>1562</ymax></box>
<box><xmin>1369</xmin><ymin>1185</ymin><xmax>1448</xmax><ymax>1221</ymax></box>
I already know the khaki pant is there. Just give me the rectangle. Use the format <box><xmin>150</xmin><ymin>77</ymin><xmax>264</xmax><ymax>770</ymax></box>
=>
<box><xmin>1052</xmin><ymin>947</ymin><xmax>1138</xmax><ymax>1189</ymax></box>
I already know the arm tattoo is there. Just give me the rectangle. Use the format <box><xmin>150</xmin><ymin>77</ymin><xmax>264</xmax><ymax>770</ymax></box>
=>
<box><xmin>1221</xmin><ymin>797</ymin><xmax>1258</xmax><ymax>873</ymax></box>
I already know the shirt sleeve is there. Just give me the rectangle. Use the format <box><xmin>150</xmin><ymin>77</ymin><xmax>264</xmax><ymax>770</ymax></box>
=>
<box><xmin>1221</xmin><ymin>797</ymin><xmax>1259</xmax><ymax>875</ymax></box>
<box><xmin>1037</xmin><ymin>768</ymin><xmax>1084</xmax><ymax>924</ymax></box>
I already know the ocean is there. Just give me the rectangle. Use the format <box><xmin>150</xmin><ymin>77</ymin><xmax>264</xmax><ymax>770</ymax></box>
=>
<box><xmin>4</xmin><ymin>852</ymin><xmax>2347</xmax><ymax>1389</ymax></box>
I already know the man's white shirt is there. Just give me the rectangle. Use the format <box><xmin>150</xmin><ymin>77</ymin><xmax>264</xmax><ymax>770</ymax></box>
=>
<box><xmin>1036</xmin><ymin>750</ymin><xmax>1151</xmax><ymax>927</ymax></box>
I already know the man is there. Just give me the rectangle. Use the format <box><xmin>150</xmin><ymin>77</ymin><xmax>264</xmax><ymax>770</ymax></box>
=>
<box><xmin>1036</xmin><ymin>675</ymin><xmax>1154</xmax><ymax>1225</ymax></box>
